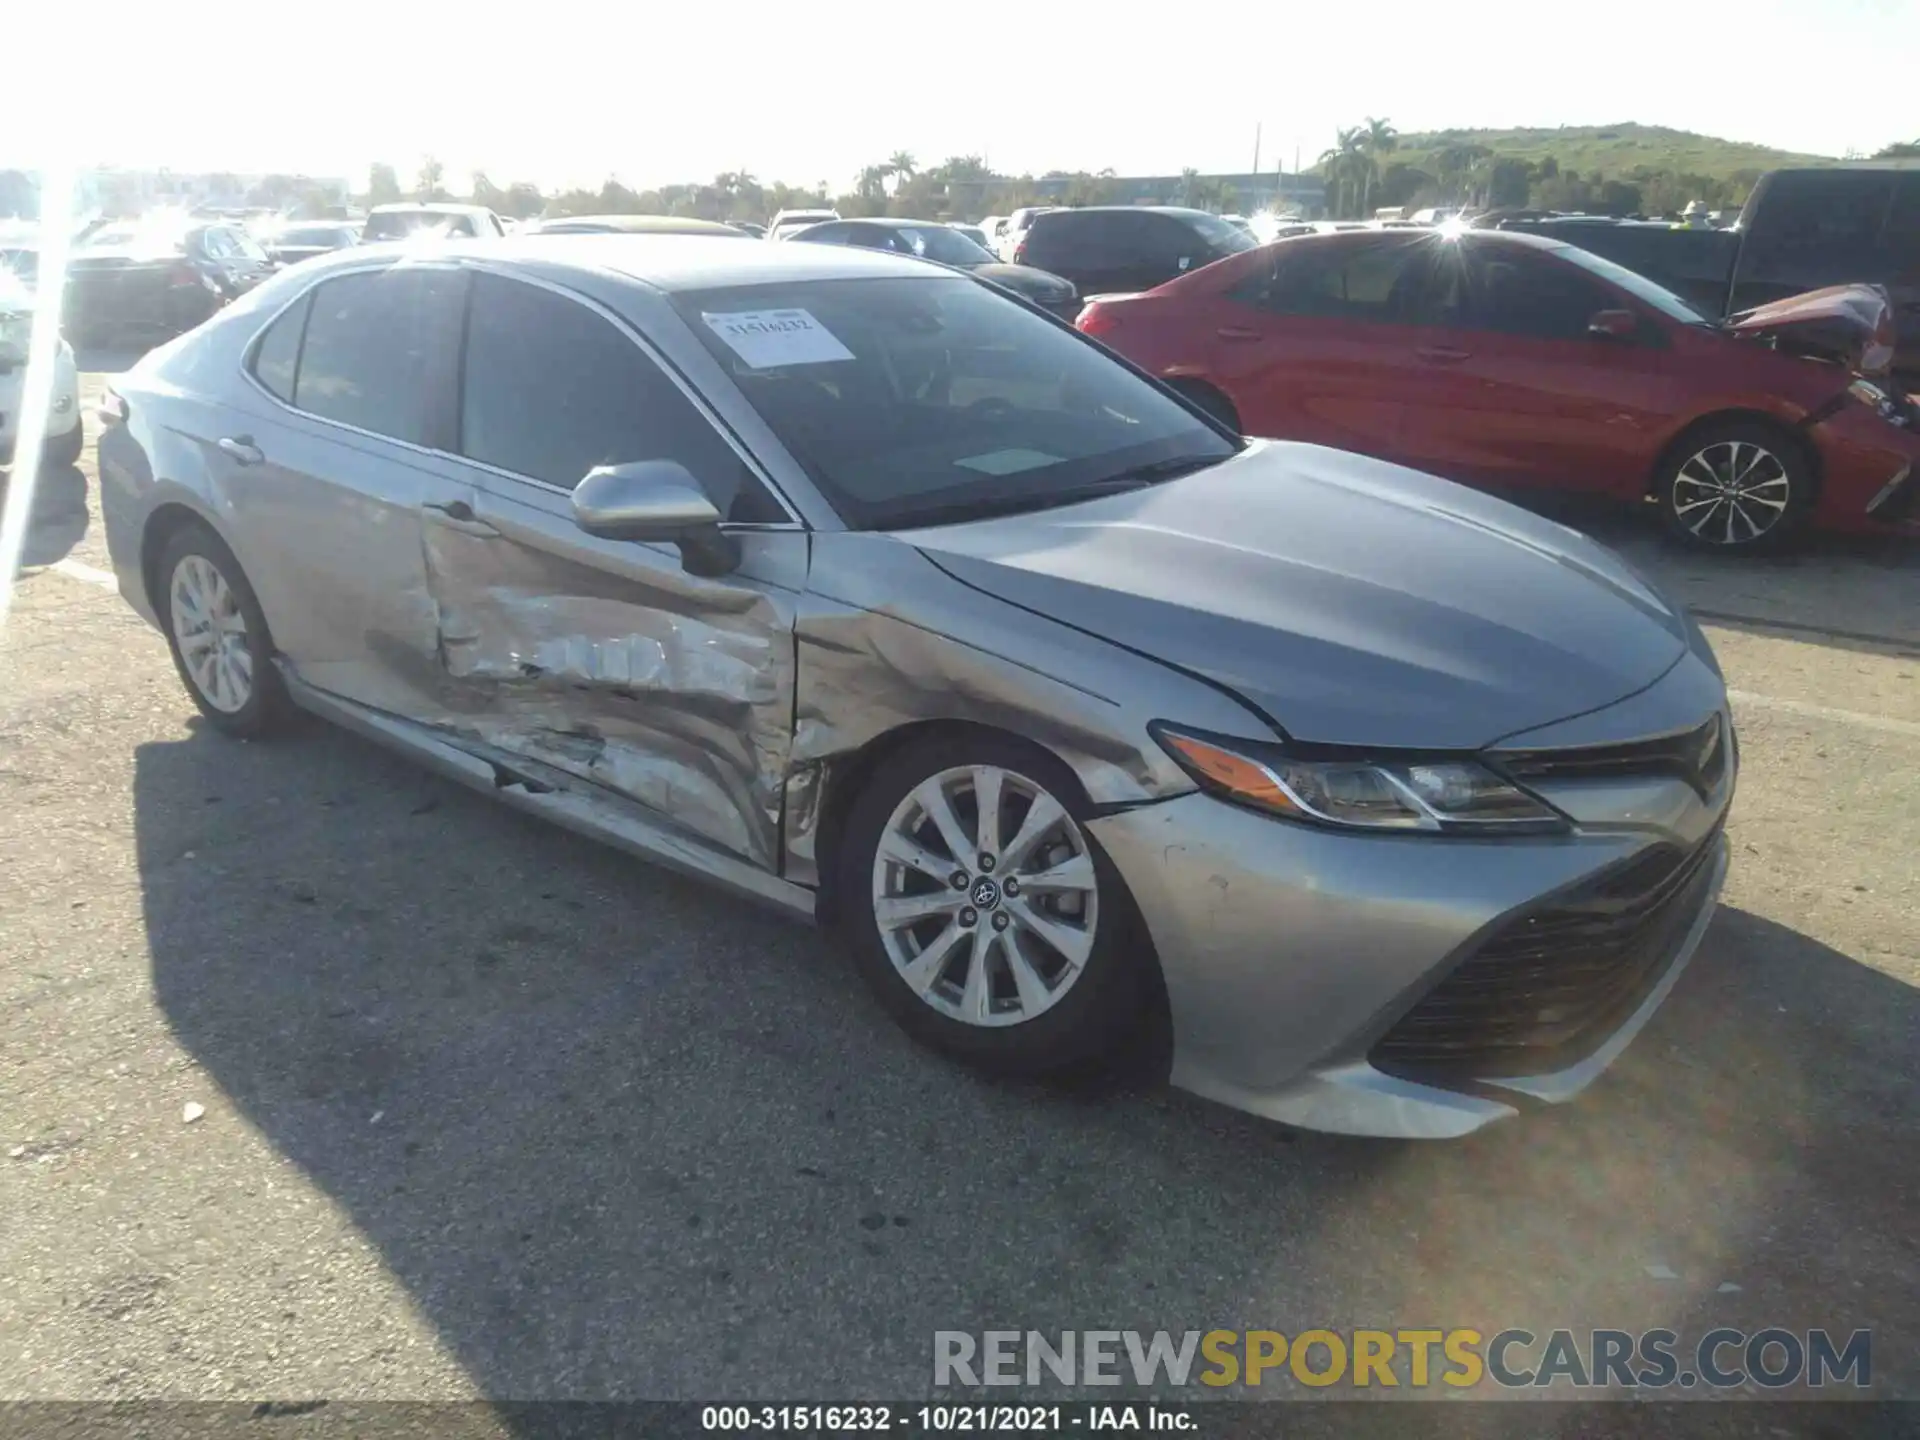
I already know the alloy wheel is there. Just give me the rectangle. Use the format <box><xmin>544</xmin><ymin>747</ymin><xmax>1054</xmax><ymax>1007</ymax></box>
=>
<box><xmin>1671</xmin><ymin>440</ymin><xmax>1792</xmax><ymax>546</ymax></box>
<box><xmin>870</xmin><ymin>765</ymin><xmax>1100</xmax><ymax>1028</ymax></box>
<box><xmin>169</xmin><ymin>554</ymin><xmax>253</xmax><ymax>714</ymax></box>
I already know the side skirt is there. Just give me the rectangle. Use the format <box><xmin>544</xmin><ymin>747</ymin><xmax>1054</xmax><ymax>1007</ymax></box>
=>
<box><xmin>283</xmin><ymin>670</ymin><xmax>817</xmax><ymax>923</ymax></box>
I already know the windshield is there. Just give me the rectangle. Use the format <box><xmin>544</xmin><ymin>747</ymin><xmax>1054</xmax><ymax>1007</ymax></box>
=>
<box><xmin>674</xmin><ymin>275</ymin><xmax>1235</xmax><ymax>530</ymax></box>
<box><xmin>1541</xmin><ymin>239</ymin><xmax>1710</xmax><ymax>323</ymax></box>
<box><xmin>84</xmin><ymin>223</ymin><xmax>184</xmax><ymax>252</ymax></box>
<box><xmin>363</xmin><ymin>211</ymin><xmax>466</xmax><ymax>240</ymax></box>
<box><xmin>1187</xmin><ymin>212</ymin><xmax>1258</xmax><ymax>254</ymax></box>
<box><xmin>280</xmin><ymin>226</ymin><xmax>351</xmax><ymax>246</ymax></box>
<box><xmin>892</xmin><ymin>225</ymin><xmax>996</xmax><ymax>266</ymax></box>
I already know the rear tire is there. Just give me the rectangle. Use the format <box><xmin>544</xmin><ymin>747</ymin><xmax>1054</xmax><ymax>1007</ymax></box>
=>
<box><xmin>836</xmin><ymin>732</ymin><xmax>1158</xmax><ymax>1078</ymax></box>
<box><xmin>156</xmin><ymin>521</ymin><xmax>293</xmax><ymax>739</ymax></box>
<box><xmin>1656</xmin><ymin>420</ymin><xmax>1813</xmax><ymax>552</ymax></box>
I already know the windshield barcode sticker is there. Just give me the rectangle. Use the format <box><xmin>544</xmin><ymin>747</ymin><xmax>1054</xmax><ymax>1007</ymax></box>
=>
<box><xmin>954</xmin><ymin>448</ymin><xmax>1061</xmax><ymax>475</ymax></box>
<box><xmin>702</xmin><ymin>309</ymin><xmax>855</xmax><ymax>368</ymax></box>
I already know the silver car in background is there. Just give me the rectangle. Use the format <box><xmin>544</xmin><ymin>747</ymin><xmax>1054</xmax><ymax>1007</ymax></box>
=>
<box><xmin>97</xmin><ymin>237</ymin><xmax>1734</xmax><ymax>1138</ymax></box>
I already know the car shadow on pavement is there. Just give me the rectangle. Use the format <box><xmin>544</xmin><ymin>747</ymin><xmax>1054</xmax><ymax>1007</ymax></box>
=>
<box><xmin>6</xmin><ymin>462</ymin><xmax>89</xmax><ymax>567</ymax></box>
<box><xmin>1497</xmin><ymin>491</ymin><xmax>1920</xmax><ymax>656</ymax></box>
<box><xmin>131</xmin><ymin>721</ymin><xmax>1920</xmax><ymax>1405</ymax></box>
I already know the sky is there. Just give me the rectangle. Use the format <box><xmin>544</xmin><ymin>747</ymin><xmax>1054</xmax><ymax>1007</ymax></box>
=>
<box><xmin>12</xmin><ymin>0</ymin><xmax>1917</xmax><ymax>193</ymax></box>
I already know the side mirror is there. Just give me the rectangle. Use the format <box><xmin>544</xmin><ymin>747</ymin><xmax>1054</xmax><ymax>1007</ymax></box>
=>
<box><xmin>571</xmin><ymin>461</ymin><xmax>741</xmax><ymax>576</ymax></box>
<box><xmin>1588</xmin><ymin>309</ymin><xmax>1638</xmax><ymax>340</ymax></box>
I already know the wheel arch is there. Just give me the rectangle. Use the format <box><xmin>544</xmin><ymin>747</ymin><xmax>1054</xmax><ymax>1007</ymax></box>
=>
<box><xmin>1646</xmin><ymin>408</ymin><xmax>1823</xmax><ymax>500</ymax></box>
<box><xmin>808</xmin><ymin>718</ymin><xmax>1099</xmax><ymax>934</ymax></box>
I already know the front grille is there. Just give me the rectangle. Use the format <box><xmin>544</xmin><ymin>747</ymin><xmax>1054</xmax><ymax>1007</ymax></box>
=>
<box><xmin>1371</xmin><ymin>826</ymin><xmax>1722</xmax><ymax>1080</ymax></box>
<box><xmin>1498</xmin><ymin>713</ymin><xmax>1727</xmax><ymax>798</ymax></box>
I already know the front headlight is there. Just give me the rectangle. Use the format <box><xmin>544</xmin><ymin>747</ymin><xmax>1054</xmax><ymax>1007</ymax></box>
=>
<box><xmin>1849</xmin><ymin>378</ymin><xmax>1913</xmax><ymax>428</ymax></box>
<box><xmin>1153</xmin><ymin>726</ymin><xmax>1568</xmax><ymax>834</ymax></box>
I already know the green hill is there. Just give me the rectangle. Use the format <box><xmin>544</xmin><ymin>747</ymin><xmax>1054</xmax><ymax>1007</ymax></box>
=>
<box><xmin>1384</xmin><ymin>123</ymin><xmax>1832</xmax><ymax>181</ymax></box>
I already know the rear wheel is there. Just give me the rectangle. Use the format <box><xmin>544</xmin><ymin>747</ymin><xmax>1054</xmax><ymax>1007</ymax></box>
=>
<box><xmin>1656</xmin><ymin>421</ymin><xmax>1812</xmax><ymax>551</ymax></box>
<box><xmin>156</xmin><ymin>522</ymin><xmax>292</xmax><ymax>738</ymax></box>
<box><xmin>837</xmin><ymin>733</ymin><xmax>1156</xmax><ymax>1077</ymax></box>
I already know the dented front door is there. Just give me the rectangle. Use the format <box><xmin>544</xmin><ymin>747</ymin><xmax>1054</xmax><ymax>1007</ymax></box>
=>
<box><xmin>416</xmin><ymin>475</ymin><xmax>804</xmax><ymax>873</ymax></box>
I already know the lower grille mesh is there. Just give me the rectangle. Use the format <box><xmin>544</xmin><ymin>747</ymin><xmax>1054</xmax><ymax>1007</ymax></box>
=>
<box><xmin>1371</xmin><ymin>828</ymin><xmax>1722</xmax><ymax>1079</ymax></box>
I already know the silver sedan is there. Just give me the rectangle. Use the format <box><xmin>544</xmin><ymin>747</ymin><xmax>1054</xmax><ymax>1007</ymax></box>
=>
<box><xmin>97</xmin><ymin>237</ymin><xmax>1735</xmax><ymax>1138</ymax></box>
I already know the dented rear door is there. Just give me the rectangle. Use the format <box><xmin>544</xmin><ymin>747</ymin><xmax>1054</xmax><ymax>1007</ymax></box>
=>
<box><xmin>412</xmin><ymin>270</ymin><xmax>806</xmax><ymax>872</ymax></box>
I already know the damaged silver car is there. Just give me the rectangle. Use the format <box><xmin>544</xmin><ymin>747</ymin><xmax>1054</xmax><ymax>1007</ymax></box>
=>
<box><xmin>99</xmin><ymin>237</ymin><xmax>1735</xmax><ymax>1138</ymax></box>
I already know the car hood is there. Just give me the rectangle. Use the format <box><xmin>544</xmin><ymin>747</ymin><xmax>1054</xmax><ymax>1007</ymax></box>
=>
<box><xmin>903</xmin><ymin>442</ymin><xmax>1690</xmax><ymax>750</ymax></box>
<box><xmin>1726</xmin><ymin>283</ymin><xmax>1895</xmax><ymax>377</ymax></box>
<box><xmin>969</xmin><ymin>262</ymin><xmax>1077</xmax><ymax>304</ymax></box>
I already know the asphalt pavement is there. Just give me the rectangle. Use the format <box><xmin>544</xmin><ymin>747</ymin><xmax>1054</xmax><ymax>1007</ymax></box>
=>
<box><xmin>1</xmin><ymin>368</ymin><xmax>1916</xmax><ymax>1410</ymax></box>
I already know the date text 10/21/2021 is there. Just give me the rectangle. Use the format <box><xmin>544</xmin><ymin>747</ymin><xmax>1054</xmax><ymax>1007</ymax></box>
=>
<box><xmin>701</xmin><ymin>1406</ymin><xmax>1194</xmax><ymax>1432</ymax></box>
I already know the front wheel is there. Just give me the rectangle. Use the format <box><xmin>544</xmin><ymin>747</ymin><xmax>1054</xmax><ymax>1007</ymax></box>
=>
<box><xmin>837</xmin><ymin>733</ymin><xmax>1157</xmax><ymax>1077</ymax></box>
<box><xmin>157</xmin><ymin>522</ymin><xmax>292</xmax><ymax>738</ymax></box>
<box><xmin>1657</xmin><ymin>422</ymin><xmax>1812</xmax><ymax>551</ymax></box>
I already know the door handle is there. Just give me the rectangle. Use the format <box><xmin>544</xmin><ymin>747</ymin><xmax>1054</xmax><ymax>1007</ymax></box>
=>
<box><xmin>1414</xmin><ymin>346</ymin><xmax>1472</xmax><ymax>364</ymax></box>
<box><xmin>423</xmin><ymin>498</ymin><xmax>501</xmax><ymax>538</ymax></box>
<box><xmin>1215</xmin><ymin>326</ymin><xmax>1263</xmax><ymax>342</ymax></box>
<box><xmin>216</xmin><ymin>435</ymin><xmax>264</xmax><ymax>465</ymax></box>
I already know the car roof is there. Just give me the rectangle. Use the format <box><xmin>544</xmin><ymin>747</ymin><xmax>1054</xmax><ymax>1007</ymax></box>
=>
<box><xmin>1033</xmin><ymin>205</ymin><xmax>1223</xmax><ymax>219</ymax></box>
<box><xmin>534</xmin><ymin>214</ymin><xmax>747</xmax><ymax>235</ymax></box>
<box><xmin>368</xmin><ymin>202</ymin><xmax>493</xmax><ymax>217</ymax></box>
<box><xmin>305</xmin><ymin>233</ymin><xmax>954</xmax><ymax>291</ymax></box>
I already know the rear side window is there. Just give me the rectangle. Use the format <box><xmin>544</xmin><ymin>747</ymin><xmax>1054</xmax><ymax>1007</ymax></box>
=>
<box><xmin>294</xmin><ymin>268</ymin><xmax>462</xmax><ymax>444</ymax></box>
<box><xmin>1888</xmin><ymin>173</ymin><xmax>1920</xmax><ymax>251</ymax></box>
<box><xmin>250</xmin><ymin>292</ymin><xmax>310</xmax><ymax>402</ymax></box>
<box><xmin>1747</xmin><ymin>172</ymin><xmax>1894</xmax><ymax>254</ymax></box>
<box><xmin>1023</xmin><ymin>213</ymin><xmax>1096</xmax><ymax>264</ymax></box>
<box><xmin>1250</xmin><ymin>239</ymin><xmax>1430</xmax><ymax>322</ymax></box>
<box><xmin>458</xmin><ymin>274</ymin><xmax>780</xmax><ymax>522</ymax></box>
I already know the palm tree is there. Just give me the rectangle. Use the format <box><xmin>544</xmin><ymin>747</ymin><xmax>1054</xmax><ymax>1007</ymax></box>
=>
<box><xmin>1178</xmin><ymin>167</ymin><xmax>1200</xmax><ymax>205</ymax></box>
<box><xmin>1360</xmin><ymin>117</ymin><xmax>1397</xmax><ymax>216</ymax></box>
<box><xmin>888</xmin><ymin>151</ymin><xmax>917</xmax><ymax>188</ymax></box>
<box><xmin>1318</xmin><ymin>127</ymin><xmax>1369</xmax><ymax>218</ymax></box>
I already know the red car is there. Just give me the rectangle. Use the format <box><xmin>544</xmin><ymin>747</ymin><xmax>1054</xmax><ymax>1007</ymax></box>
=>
<box><xmin>1077</xmin><ymin>229</ymin><xmax>1919</xmax><ymax>550</ymax></box>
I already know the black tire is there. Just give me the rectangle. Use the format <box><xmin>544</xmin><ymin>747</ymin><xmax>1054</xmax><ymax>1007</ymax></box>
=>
<box><xmin>836</xmin><ymin>731</ymin><xmax>1158</xmax><ymax>1078</ymax></box>
<box><xmin>42</xmin><ymin>420</ymin><xmax>83</xmax><ymax>469</ymax></box>
<box><xmin>155</xmin><ymin>521</ymin><xmax>293</xmax><ymax>739</ymax></box>
<box><xmin>1656</xmin><ymin>419</ymin><xmax>1813</xmax><ymax>552</ymax></box>
<box><xmin>1165</xmin><ymin>377</ymin><xmax>1241</xmax><ymax>433</ymax></box>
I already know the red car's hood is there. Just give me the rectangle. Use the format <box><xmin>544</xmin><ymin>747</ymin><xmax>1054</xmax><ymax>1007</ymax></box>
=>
<box><xmin>1726</xmin><ymin>283</ymin><xmax>1896</xmax><ymax>377</ymax></box>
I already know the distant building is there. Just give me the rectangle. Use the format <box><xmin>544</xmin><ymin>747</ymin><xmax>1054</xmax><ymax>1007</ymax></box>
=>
<box><xmin>0</xmin><ymin>167</ymin><xmax>351</xmax><ymax>223</ymax></box>
<box><xmin>1030</xmin><ymin>172</ymin><xmax>1327</xmax><ymax>215</ymax></box>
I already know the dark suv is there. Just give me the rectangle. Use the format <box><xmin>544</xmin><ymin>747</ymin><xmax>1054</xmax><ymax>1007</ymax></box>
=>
<box><xmin>1016</xmin><ymin>206</ymin><xmax>1257</xmax><ymax>298</ymax></box>
<box><xmin>1501</xmin><ymin>165</ymin><xmax>1920</xmax><ymax>382</ymax></box>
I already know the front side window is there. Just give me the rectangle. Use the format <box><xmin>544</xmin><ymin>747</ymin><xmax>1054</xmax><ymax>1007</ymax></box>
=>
<box><xmin>674</xmin><ymin>274</ymin><xmax>1236</xmax><ymax>530</ymax></box>
<box><xmin>459</xmin><ymin>274</ymin><xmax>779</xmax><ymax>522</ymax></box>
<box><xmin>1540</xmin><ymin>240</ymin><xmax>1710</xmax><ymax>323</ymax></box>
<box><xmin>1464</xmin><ymin>248</ymin><xmax>1615</xmax><ymax>340</ymax></box>
<box><xmin>293</xmin><ymin>267</ymin><xmax>462</xmax><ymax>444</ymax></box>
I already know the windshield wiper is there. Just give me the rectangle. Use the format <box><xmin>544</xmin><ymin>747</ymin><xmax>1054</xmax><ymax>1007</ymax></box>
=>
<box><xmin>888</xmin><ymin>457</ymin><xmax>1225</xmax><ymax>530</ymax></box>
<box><xmin>1097</xmin><ymin>453</ymin><xmax>1229</xmax><ymax>486</ymax></box>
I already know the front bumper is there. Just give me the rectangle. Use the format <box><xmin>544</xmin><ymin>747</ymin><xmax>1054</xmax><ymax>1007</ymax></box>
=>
<box><xmin>1810</xmin><ymin>401</ymin><xmax>1920</xmax><ymax>534</ymax></box>
<box><xmin>0</xmin><ymin>346</ymin><xmax>82</xmax><ymax>460</ymax></box>
<box><xmin>1088</xmin><ymin>664</ymin><xmax>1734</xmax><ymax>1139</ymax></box>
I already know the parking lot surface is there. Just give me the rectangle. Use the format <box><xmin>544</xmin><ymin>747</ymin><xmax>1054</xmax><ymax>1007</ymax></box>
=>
<box><xmin>1</xmin><ymin>367</ymin><xmax>1916</xmax><ymax>1403</ymax></box>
